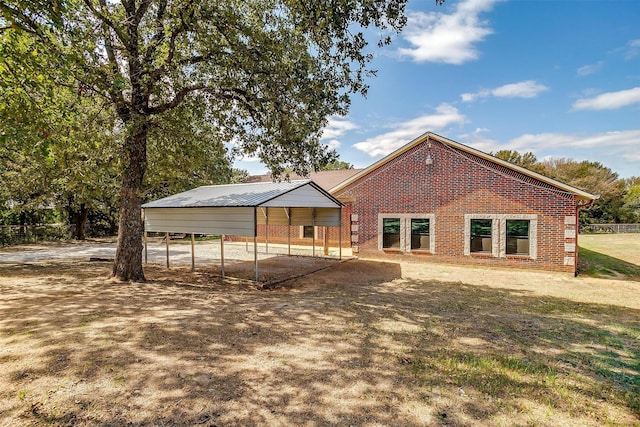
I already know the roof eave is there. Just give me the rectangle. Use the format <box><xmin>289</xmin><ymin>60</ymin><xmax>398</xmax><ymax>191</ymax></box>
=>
<box><xmin>330</xmin><ymin>131</ymin><xmax>599</xmax><ymax>201</ymax></box>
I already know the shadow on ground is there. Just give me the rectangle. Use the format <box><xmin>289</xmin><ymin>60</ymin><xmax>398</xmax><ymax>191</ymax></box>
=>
<box><xmin>0</xmin><ymin>260</ymin><xmax>638</xmax><ymax>426</ymax></box>
<box><xmin>578</xmin><ymin>246</ymin><xmax>640</xmax><ymax>281</ymax></box>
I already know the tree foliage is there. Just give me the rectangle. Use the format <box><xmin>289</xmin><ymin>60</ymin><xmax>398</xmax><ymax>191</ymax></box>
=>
<box><xmin>493</xmin><ymin>150</ymin><xmax>545</xmax><ymax>174</ymax></box>
<box><xmin>320</xmin><ymin>160</ymin><xmax>355</xmax><ymax>171</ymax></box>
<box><xmin>0</xmin><ymin>25</ymin><xmax>237</xmax><ymax>238</ymax></box>
<box><xmin>622</xmin><ymin>184</ymin><xmax>640</xmax><ymax>223</ymax></box>
<box><xmin>0</xmin><ymin>29</ymin><xmax>119</xmax><ymax>237</ymax></box>
<box><xmin>494</xmin><ymin>149</ymin><xmax>638</xmax><ymax>225</ymax></box>
<box><xmin>1</xmin><ymin>0</ymin><xmax>411</xmax><ymax>280</ymax></box>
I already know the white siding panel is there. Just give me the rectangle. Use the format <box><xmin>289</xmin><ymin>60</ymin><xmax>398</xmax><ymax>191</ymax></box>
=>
<box><xmin>256</xmin><ymin>207</ymin><xmax>290</xmax><ymax>225</ymax></box>
<box><xmin>314</xmin><ymin>208</ymin><xmax>341</xmax><ymax>226</ymax></box>
<box><xmin>261</xmin><ymin>184</ymin><xmax>339</xmax><ymax>208</ymax></box>
<box><xmin>257</xmin><ymin>207</ymin><xmax>267</xmax><ymax>225</ymax></box>
<box><xmin>266</xmin><ymin>207</ymin><xmax>291</xmax><ymax>225</ymax></box>
<box><xmin>290</xmin><ymin>208</ymin><xmax>314</xmax><ymax>225</ymax></box>
<box><xmin>144</xmin><ymin>207</ymin><xmax>255</xmax><ymax>236</ymax></box>
<box><xmin>287</xmin><ymin>207</ymin><xmax>341</xmax><ymax>226</ymax></box>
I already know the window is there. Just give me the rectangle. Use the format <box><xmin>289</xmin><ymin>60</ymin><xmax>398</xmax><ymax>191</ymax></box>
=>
<box><xmin>411</xmin><ymin>218</ymin><xmax>430</xmax><ymax>250</ymax></box>
<box><xmin>464</xmin><ymin>214</ymin><xmax>537</xmax><ymax>258</ymax></box>
<box><xmin>302</xmin><ymin>225</ymin><xmax>314</xmax><ymax>239</ymax></box>
<box><xmin>470</xmin><ymin>219</ymin><xmax>492</xmax><ymax>253</ymax></box>
<box><xmin>506</xmin><ymin>220</ymin><xmax>530</xmax><ymax>255</ymax></box>
<box><xmin>378</xmin><ymin>214</ymin><xmax>435</xmax><ymax>253</ymax></box>
<box><xmin>382</xmin><ymin>218</ymin><xmax>401</xmax><ymax>249</ymax></box>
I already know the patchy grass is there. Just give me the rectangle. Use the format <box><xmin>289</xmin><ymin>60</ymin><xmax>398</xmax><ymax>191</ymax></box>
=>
<box><xmin>579</xmin><ymin>234</ymin><xmax>640</xmax><ymax>280</ymax></box>
<box><xmin>0</xmin><ymin>259</ymin><xmax>639</xmax><ymax>426</ymax></box>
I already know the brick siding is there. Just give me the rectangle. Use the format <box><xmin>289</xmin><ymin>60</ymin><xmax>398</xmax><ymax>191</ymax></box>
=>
<box><xmin>334</xmin><ymin>139</ymin><xmax>578</xmax><ymax>273</ymax></box>
<box><xmin>231</xmin><ymin>137</ymin><xmax>584</xmax><ymax>273</ymax></box>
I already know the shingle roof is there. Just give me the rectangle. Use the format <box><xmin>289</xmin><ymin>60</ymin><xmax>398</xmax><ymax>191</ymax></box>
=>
<box><xmin>246</xmin><ymin>169</ymin><xmax>363</xmax><ymax>191</ymax></box>
<box><xmin>143</xmin><ymin>180</ymin><xmax>318</xmax><ymax>208</ymax></box>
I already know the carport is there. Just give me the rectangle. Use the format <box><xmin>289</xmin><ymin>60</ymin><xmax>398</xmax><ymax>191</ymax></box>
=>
<box><xmin>141</xmin><ymin>180</ymin><xmax>343</xmax><ymax>281</ymax></box>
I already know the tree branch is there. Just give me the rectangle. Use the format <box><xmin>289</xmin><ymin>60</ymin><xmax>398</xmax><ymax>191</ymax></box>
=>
<box><xmin>133</xmin><ymin>0</ymin><xmax>153</xmax><ymax>25</ymax></box>
<box><xmin>142</xmin><ymin>0</ymin><xmax>168</xmax><ymax>66</ymax></box>
<box><xmin>0</xmin><ymin>3</ymin><xmax>49</xmax><ymax>39</ymax></box>
<box><xmin>93</xmin><ymin>0</ymin><xmax>129</xmax><ymax>120</ymax></box>
<box><xmin>145</xmin><ymin>85</ymin><xmax>259</xmax><ymax>119</ymax></box>
<box><xmin>82</xmin><ymin>0</ymin><xmax>128</xmax><ymax>46</ymax></box>
<box><xmin>143</xmin><ymin>18</ymin><xmax>188</xmax><ymax>85</ymax></box>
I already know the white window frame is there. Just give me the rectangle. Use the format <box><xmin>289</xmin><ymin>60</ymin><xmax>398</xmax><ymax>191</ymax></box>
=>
<box><xmin>300</xmin><ymin>225</ymin><xmax>317</xmax><ymax>239</ymax></box>
<box><xmin>464</xmin><ymin>214</ymin><xmax>537</xmax><ymax>259</ymax></box>
<box><xmin>464</xmin><ymin>215</ymin><xmax>500</xmax><ymax>257</ymax></box>
<box><xmin>378</xmin><ymin>213</ymin><xmax>435</xmax><ymax>253</ymax></box>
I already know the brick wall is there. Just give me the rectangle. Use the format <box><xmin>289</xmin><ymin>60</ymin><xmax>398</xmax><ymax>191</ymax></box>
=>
<box><xmin>227</xmin><ymin>205</ymin><xmax>353</xmax><ymax>249</ymax></box>
<box><xmin>334</xmin><ymin>139</ymin><xmax>578</xmax><ymax>273</ymax></box>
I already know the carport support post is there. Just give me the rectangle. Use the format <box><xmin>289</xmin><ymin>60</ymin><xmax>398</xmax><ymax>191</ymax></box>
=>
<box><xmin>165</xmin><ymin>232</ymin><xmax>170</xmax><ymax>268</ymax></box>
<box><xmin>254</xmin><ymin>234</ymin><xmax>258</xmax><ymax>282</ymax></box>
<box><xmin>287</xmin><ymin>208</ymin><xmax>291</xmax><ymax>257</ymax></box>
<box><xmin>265</xmin><ymin>208</ymin><xmax>269</xmax><ymax>254</ymax></box>
<box><xmin>323</xmin><ymin>226</ymin><xmax>329</xmax><ymax>256</ymax></box>
<box><xmin>339</xmin><ymin>212</ymin><xmax>342</xmax><ymax>260</ymax></box>
<box><xmin>220</xmin><ymin>234</ymin><xmax>225</xmax><ymax>278</ymax></box>
<box><xmin>254</xmin><ymin>207</ymin><xmax>258</xmax><ymax>282</ymax></box>
<box><xmin>312</xmin><ymin>208</ymin><xmax>316</xmax><ymax>257</ymax></box>
<box><xmin>191</xmin><ymin>233</ymin><xmax>195</xmax><ymax>272</ymax></box>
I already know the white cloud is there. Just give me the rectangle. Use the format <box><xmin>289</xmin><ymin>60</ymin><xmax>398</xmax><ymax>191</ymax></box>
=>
<box><xmin>321</xmin><ymin>117</ymin><xmax>357</xmax><ymax>140</ymax></box>
<box><xmin>495</xmin><ymin>130</ymin><xmax>640</xmax><ymax>167</ymax></box>
<box><xmin>507</xmin><ymin>130</ymin><xmax>640</xmax><ymax>151</ymax></box>
<box><xmin>237</xmin><ymin>154</ymin><xmax>262</xmax><ymax>163</ymax></box>
<box><xmin>397</xmin><ymin>0</ymin><xmax>502</xmax><ymax>64</ymax></box>
<box><xmin>353</xmin><ymin>104</ymin><xmax>465</xmax><ymax>157</ymax></box>
<box><xmin>491</xmin><ymin>81</ymin><xmax>548</xmax><ymax>98</ymax></box>
<box><xmin>577</xmin><ymin>61</ymin><xmax>604</xmax><ymax>76</ymax></box>
<box><xmin>572</xmin><ymin>87</ymin><xmax>640</xmax><ymax>110</ymax></box>
<box><xmin>624</xmin><ymin>39</ymin><xmax>640</xmax><ymax>60</ymax></box>
<box><xmin>324</xmin><ymin>139</ymin><xmax>342</xmax><ymax>150</ymax></box>
<box><xmin>461</xmin><ymin>80</ymin><xmax>549</xmax><ymax>102</ymax></box>
<box><xmin>457</xmin><ymin>128</ymin><xmax>500</xmax><ymax>153</ymax></box>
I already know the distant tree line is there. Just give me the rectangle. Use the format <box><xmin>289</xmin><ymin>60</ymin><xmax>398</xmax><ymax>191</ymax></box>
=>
<box><xmin>493</xmin><ymin>150</ymin><xmax>640</xmax><ymax>225</ymax></box>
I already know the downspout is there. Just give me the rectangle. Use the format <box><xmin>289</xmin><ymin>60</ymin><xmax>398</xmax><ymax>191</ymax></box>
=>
<box><xmin>575</xmin><ymin>197</ymin><xmax>597</xmax><ymax>277</ymax></box>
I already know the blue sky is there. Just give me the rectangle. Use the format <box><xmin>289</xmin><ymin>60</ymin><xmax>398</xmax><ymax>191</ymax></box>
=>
<box><xmin>236</xmin><ymin>0</ymin><xmax>640</xmax><ymax>178</ymax></box>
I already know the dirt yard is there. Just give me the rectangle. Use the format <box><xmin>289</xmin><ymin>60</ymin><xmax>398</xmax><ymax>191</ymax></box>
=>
<box><xmin>0</xmin><ymin>237</ymin><xmax>639</xmax><ymax>426</ymax></box>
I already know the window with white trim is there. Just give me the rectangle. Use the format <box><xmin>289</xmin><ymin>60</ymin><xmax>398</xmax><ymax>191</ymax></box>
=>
<box><xmin>410</xmin><ymin>218</ymin><xmax>430</xmax><ymax>250</ymax></box>
<box><xmin>378</xmin><ymin>214</ymin><xmax>435</xmax><ymax>253</ymax></box>
<box><xmin>301</xmin><ymin>225</ymin><xmax>315</xmax><ymax>239</ymax></box>
<box><xmin>506</xmin><ymin>219</ymin><xmax>530</xmax><ymax>255</ymax></box>
<box><xmin>382</xmin><ymin>218</ymin><xmax>401</xmax><ymax>249</ymax></box>
<box><xmin>464</xmin><ymin>214</ymin><xmax>537</xmax><ymax>259</ymax></box>
<box><xmin>470</xmin><ymin>219</ymin><xmax>492</xmax><ymax>253</ymax></box>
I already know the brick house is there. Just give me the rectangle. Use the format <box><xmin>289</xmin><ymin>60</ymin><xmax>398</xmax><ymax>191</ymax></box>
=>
<box><xmin>246</xmin><ymin>132</ymin><xmax>598</xmax><ymax>274</ymax></box>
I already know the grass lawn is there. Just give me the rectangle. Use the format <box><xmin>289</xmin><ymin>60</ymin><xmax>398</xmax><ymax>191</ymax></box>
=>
<box><xmin>0</xmin><ymin>237</ymin><xmax>639</xmax><ymax>426</ymax></box>
<box><xmin>579</xmin><ymin>233</ymin><xmax>640</xmax><ymax>279</ymax></box>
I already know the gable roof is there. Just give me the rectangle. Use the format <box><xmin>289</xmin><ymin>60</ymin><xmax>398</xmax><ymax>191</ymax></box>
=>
<box><xmin>142</xmin><ymin>180</ymin><xmax>342</xmax><ymax>209</ymax></box>
<box><xmin>330</xmin><ymin>132</ymin><xmax>599</xmax><ymax>201</ymax></box>
<box><xmin>246</xmin><ymin>169</ymin><xmax>363</xmax><ymax>191</ymax></box>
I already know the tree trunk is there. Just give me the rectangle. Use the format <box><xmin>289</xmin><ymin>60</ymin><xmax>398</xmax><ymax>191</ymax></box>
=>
<box><xmin>68</xmin><ymin>202</ymin><xmax>89</xmax><ymax>240</ymax></box>
<box><xmin>112</xmin><ymin>119</ymin><xmax>147</xmax><ymax>281</ymax></box>
<box><xmin>75</xmin><ymin>204</ymin><xmax>89</xmax><ymax>240</ymax></box>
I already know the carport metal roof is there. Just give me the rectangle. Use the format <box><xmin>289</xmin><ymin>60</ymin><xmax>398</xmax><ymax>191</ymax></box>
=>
<box><xmin>141</xmin><ymin>180</ymin><xmax>343</xmax><ymax>282</ymax></box>
<box><xmin>142</xmin><ymin>180</ymin><xmax>342</xmax><ymax>209</ymax></box>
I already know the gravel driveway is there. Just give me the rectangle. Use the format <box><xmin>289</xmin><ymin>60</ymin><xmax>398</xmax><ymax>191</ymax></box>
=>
<box><xmin>0</xmin><ymin>239</ymin><xmax>347</xmax><ymax>265</ymax></box>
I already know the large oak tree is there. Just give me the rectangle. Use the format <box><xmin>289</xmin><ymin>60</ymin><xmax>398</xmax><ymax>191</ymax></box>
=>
<box><xmin>1</xmin><ymin>0</ymin><xmax>410</xmax><ymax>280</ymax></box>
<box><xmin>1</xmin><ymin>29</ymin><xmax>234</xmax><ymax>239</ymax></box>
